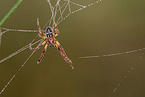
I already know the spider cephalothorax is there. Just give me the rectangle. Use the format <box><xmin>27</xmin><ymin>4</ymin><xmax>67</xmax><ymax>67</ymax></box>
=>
<box><xmin>46</xmin><ymin>27</ymin><xmax>54</xmax><ymax>38</ymax></box>
<box><xmin>29</xmin><ymin>18</ymin><xmax>74</xmax><ymax>69</ymax></box>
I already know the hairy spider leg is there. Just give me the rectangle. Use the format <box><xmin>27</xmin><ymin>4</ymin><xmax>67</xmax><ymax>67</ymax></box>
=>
<box><xmin>53</xmin><ymin>20</ymin><xmax>60</xmax><ymax>37</ymax></box>
<box><xmin>55</xmin><ymin>40</ymin><xmax>74</xmax><ymax>69</ymax></box>
<box><xmin>37</xmin><ymin>43</ymin><xmax>48</xmax><ymax>64</ymax></box>
<box><xmin>37</xmin><ymin>18</ymin><xmax>47</xmax><ymax>38</ymax></box>
<box><xmin>29</xmin><ymin>41</ymin><xmax>46</xmax><ymax>51</ymax></box>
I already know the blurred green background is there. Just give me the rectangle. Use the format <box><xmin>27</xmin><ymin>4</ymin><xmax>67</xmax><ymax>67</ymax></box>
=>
<box><xmin>0</xmin><ymin>0</ymin><xmax>145</xmax><ymax>97</ymax></box>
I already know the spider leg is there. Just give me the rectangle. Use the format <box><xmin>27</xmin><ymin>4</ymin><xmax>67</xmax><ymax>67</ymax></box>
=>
<box><xmin>37</xmin><ymin>43</ymin><xmax>48</xmax><ymax>64</ymax></box>
<box><xmin>29</xmin><ymin>41</ymin><xmax>46</xmax><ymax>51</ymax></box>
<box><xmin>38</xmin><ymin>35</ymin><xmax>47</xmax><ymax>39</ymax></box>
<box><xmin>53</xmin><ymin>20</ymin><xmax>60</xmax><ymax>37</ymax></box>
<box><xmin>37</xmin><ymin>18</ymin><xmax>47</xmax><ymax>38</ymax></box>
<box><xmin>54</xmin><ymin>40</ymin><xmax>74</xmax><ymax>69</ymax></box>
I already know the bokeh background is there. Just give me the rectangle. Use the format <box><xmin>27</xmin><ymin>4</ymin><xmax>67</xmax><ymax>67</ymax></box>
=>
<box><xmin>0</xmin><ymin>0</ymin><xmax>145</xmax><ymax>97</ymax></box>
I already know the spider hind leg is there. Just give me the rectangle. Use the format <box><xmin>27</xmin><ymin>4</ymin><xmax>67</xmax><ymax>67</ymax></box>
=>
<box><xmin>55</xmin><ymin>40</ymin><xmax>74</xmax><ymax>69</ymax></box>
<box><xmin>37</xmin><ymin>43</ymin><xmax>48</xmax><ymax>64</ymax></box>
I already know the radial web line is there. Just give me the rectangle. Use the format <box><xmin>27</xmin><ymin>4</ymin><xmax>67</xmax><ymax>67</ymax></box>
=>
<box><xmin>0</xmin><ymin>28</ymin><xmax>9</xmax><ymax>47</ymax></box>
<box><xmin>44</xmin><ymin>0</ymin><xmax>61</xmax><ymax>28</ymax></box>
<box><xmin>53</xmin><ymin>1</ymin><xmax>60</xmax><ymax>27</ymax></box>
<box><xmin>1</xmin><ymin>30</ymin><xmax>9</xmax><ymax>34</ymax></box>
<box><xmin>109</xmin><ymin>53</ymin><xmax>144</xmax><ymax>97</ymax></box>
<box><xmin>79</xmin><ymin>48</ymin><xmax>145</xmax><ymax>58</ymax></box>
<box><xmin>0</xmin><ymin>51</ymin><xmax>35</xmax><ymax>94</ymax></box>
<box><xmin>56</xmin><ymin>1</ymin><xmax>70</xmax><ymax>24</ymax></box>
<box><xmin>47</xmin><ymin>0</ymin><xmax>60</xmax><ymax>20</ymax></box>
<box><xmin>109</xmin><ymin>66</ymin><xmax>134</xmax><ymax>97</ymax></box>
<box><xmin>0</xmin><ymin>39</ymin><xmax>42</xmax><ymax>64</ymax></box>
<box><xmin>55</xmin><ymin>0</ymin><xmax>61</xmax><ymax>18</ymax></box>
<box><xmin>67</xmin><ymin>0</ymin><xmax>71</xmax><ymax>13</ymax></box>
<box><xmin>1</xmin><ymin>27</ymin><xmax>46</xmax><ymax>33</ymax></box>
<box><xmin>56</xmin><ymin>1</ymin><xmax>74</xmax><ymax>24</ymax></box>
<box><xmin>58</xmin><ymin>1</ymin><xmax>64</xmax><ymax>20</ymax></box>
<box><xmin>57</xmin><ymin>1</ymin><xmax>68</xmax><ymax>21</ymax></box>
<box><xmin>43</xmin><ymin>15</ymin><xmax>53</xmax><ymax>29</ymax></box>
<box><xmin>0</xmin><ymin>38</ymin><xmax>44</xmax><ymax>94</ymax></box>
<box><xmin>47</xmin><ymin>0</ymin><xmax>54</xmax><ymax>17</ymax></box>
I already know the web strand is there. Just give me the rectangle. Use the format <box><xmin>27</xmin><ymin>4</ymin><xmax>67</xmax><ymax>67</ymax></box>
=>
<box><xmin>43</xmin><ymin>0</ymin><xmax>61</xmax><ymax>29</ymax></box>
<box><xmin>109</xmin><ymin>53</ymin><xmax>144</xmax><ymax>97</ymax></box>
<box><xmin>57</xmin><ymin>0</ymin><xmax>102</xmax><ymax>25</ymax></box>
<box><xmin>0</xmin><ymin>51</ymin><xmax>36</xmax><ymax>94</ymax></box>
<box><xmin>79</xmin><ymin>48</ymin><xmax>145</xmax><ymax>58</ymax></box>
<box><xmin>56</xmin><ymin>1</ymin><xmax>70</xmax><ymax>24</ymax></box>
<box><xmin>0</xmin><ymin>39</ymin><xmax>42</xmax><ymax>64</ymax></box>
<box><xmin>109</xmin><ymin>66</ymin><xmax>134</xmax><ymax>97</ymax></box>
<box><xmin>1</xmin><ymin>27</ymin><xmax>46</xmax><ymax>33</ymax></box>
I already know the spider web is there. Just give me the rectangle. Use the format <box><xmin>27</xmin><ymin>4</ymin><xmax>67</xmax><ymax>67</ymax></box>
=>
<box><xmin>0</xmin><ymin>0</ymin><xmax>102</xmax><ymax>95</ymax></box>
<box><xmin>0</xmin><ymin>0</ymin><xmax>103</xmax><ymax>64</ymax></box>
<box><xmin>1</xmin><ymin>0</ymin><xmax>145</xmax><ymax>97</ymax></box>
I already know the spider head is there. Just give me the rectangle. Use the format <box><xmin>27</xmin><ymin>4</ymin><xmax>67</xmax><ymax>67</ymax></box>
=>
<box><xmin>46</xmin><ymin>27</ymin><xmax>53</xmax><ymax>38</ymax></box>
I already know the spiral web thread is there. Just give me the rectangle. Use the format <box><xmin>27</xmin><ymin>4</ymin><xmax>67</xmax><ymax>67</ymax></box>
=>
<box><xmin>0</xmin><ymin>0</ymin><xmax>102</xmax><ymax>94</ymax></box>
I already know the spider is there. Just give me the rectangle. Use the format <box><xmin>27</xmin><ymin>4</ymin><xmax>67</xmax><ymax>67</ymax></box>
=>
<box><xmin>29</xmin><ymin>18</ymin><xmax>74</xmax><ymax>69</ymax></box>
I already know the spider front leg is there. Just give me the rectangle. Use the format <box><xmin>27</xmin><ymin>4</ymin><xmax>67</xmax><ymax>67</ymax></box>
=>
<box><xmin>29</xmin><ymin>41</ymin><xmax>46</xmax><ymax>51</ymax></box>
<box><xmin>55</xmin><ymin>40</ymin><xmax>74</xmax><ymax>69</ymax></box>
<box><xmin>53</xmin><ymin>20</ymin><xmax>60</xmax><ymax>37</ymax></box>
<box><xmin>37</xmin><ymin>18</ymin><xmax>47</xmax><ymax>38</ymax></box>
<box><xmin>37</xmin><ymin>43</ymin><xmax>48</xmax><ymax>64</ymax></box>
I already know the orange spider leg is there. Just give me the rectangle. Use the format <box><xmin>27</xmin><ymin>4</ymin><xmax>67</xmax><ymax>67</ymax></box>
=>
<box><xmin>29</xmin><ymin>41</ymin><xmax>46</xmax><ymax>51</ymax></box>
<box><xmin>38</xmin><ymin>35</ymin><xmax>47</xmax><ymax>38</ymax></box>
<box><xmin>53</xmin><ymin>20</ymin><xmax>60</xmax><ymax>37</ymax></box>
<box><xmin>55</xmin><ymin>40</ymin><xmax>74</xmax><ymax>69</ymax></box>
<box><xmin>37</xmin><ymin>43</ymin><xmax>48</xmax><ymax>64</ymax></box>
<box><xmin>37</xmin><ymin>18</ymin><xmax>47</xmax><ymax>38</ymax></box>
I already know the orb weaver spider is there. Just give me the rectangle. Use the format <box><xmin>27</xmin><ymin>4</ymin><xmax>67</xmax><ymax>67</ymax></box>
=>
<box><xmin>29</xmin><ymin>18</ymin><xmax>74</xmax><ymax>69</ymax></box>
